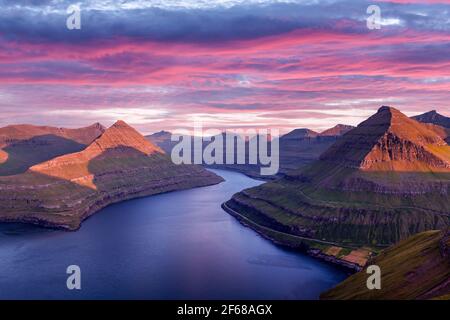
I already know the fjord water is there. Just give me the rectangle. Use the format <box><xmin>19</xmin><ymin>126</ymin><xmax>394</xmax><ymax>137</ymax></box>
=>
<box><xmin>0</xmin><ymin>169</ymin><xmax>346</xmax><ymax>299</ymax></box>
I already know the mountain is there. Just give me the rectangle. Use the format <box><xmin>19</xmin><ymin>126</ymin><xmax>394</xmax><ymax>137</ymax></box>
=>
<box><xmin>320</xmin><ymin>106</ymin><xmax>449</xmax><ymax>173</ymax></box>
<box><xmin>319</xmin><ymin>124</ymin><xmax>354</xmax><ymax>137</ymax></box>
<box><xmin>0</xmin><ymin>123</ymin><xmax>105</xmax><ymax>176</ymax></box>
<box><xmin>276</xmin><ymin>124</ymin><xmax>355</xmax><ymax>175</ymax></box>
<box><xmin>146</xmin><ymin>124</ymin><xmax>354</xmax><ymax>179</ymax></box>
<box><xmin>224</xmin><ymin>107</ymin><xmax>450</xmax><ymax>263</ymax></box>
<box><xmin>412</xmin><ymin>110</ymin><xmax>450</xmax><ymax>128</ymax></box>
<box><xmin>0</xmin><ymin>120</ymin><xmax>223</xmax><ymax>230</ymax></box>
<box><xmin>280</xmin><ymin>128</ymin><xmax>319</xmax><ymax>140</ymax></box>
<box><xmin>146</xmin><ymin>130</ymin><xmax>173</xmax><ymax>154</ymax></box>
<box><xmin>412</xmin><ymin>110</ymin><xmax>450</xmax><ymax>144</ymax></box>
<box><xmin>321</xmin><ymin>230</ymin><xmax>450</xmax><ymax>300</ymax></box>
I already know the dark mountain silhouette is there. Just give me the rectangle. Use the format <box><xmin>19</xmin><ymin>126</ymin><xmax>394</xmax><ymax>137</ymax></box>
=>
<box><xmin>412</xmin><ymin>110</ymin><xmax>450</xmax><ymax>144</ymax></box>
<box><xmin>412</xmin><ymin>110</ymin><xmax>450</xmax><ymax>128</ymax></box>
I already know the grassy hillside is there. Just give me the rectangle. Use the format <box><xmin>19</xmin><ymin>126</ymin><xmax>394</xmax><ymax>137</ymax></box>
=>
<box><xmin>321</xmin><ymin>230</ymin><xmax>450</xmax><ymax>300</ymax></box>
<box><xmin>226</xmin><ymin>169</ymin><xmax>449</xmax><ymax>247</ymax></box>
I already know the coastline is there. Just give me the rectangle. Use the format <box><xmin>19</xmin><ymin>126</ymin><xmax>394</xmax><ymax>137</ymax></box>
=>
<box><xmin>0</xmin><ymin>175</ymin><xmax>224</xmax><ymax>231</ymax></box>
<box><xmin>221</xmin><ymin>202</ymin><xmax>366</xmax><ymax>273</ymax></box>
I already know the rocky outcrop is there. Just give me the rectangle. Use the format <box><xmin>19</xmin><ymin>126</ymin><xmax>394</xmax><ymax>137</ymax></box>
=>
<box><xmin>308</xmin><ymin>249</ymin><xmax>363</xmax><ymax>272</ymax></box>
<box><xmin>360</xmin><ymin>131</ymin><xmax>449</xmax><ymax>170</ymax></box>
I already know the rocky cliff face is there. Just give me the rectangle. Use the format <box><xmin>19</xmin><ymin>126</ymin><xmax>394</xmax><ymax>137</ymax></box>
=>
<box><xmin>0</xmin><ymin>120</ymin><xmax>223</xmax><ymax>230</ymax></box>
<box><xmin>320</xmin><ymin>106</ymin><xmax>450</xmax><ymax>172</ymax></box>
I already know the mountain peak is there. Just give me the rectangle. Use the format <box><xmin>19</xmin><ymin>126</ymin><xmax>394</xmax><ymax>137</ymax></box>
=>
<box><xmin>111</xmin><ymin>120</ymin><xmax>131</xmax><ymax>128</ymax></box>
<box><xmin>412</xmin><ymin>110</ymin><xmax>450</xmax><ymax>129</ymax></box>
<box><xmin>378</xmin><ymin>105</ymin><xmax>396</xmax><ymax>112</ymax></box>
<box><xmin>281</xmin><ymin>128</ymin><xmax>318</xmax><ymax>140</ymax></box>
<box><xmin>89</xmin><ymin>120</ymin><xmax>163</xmax><ymax>156</ymax></box>
<box><xmin>151</xmin><ymin>130</ymin><xmax>172</xmax><ymax>137</ymax></box>
<box><xmin>320</xmin><ymin>124</ymin><xmax>355</xmax><ymax>137</ymax></box>
<box><xmin>375</xmin><ymin>105</ymin><xmax>405</xmax><ymax>121</ymax></box>
<box><xmin>89</xmin><ymin>122</ymin><xmax>105</xmax><ymax>130</ymax></box>
<box><xmin>320</xmin><ymin>107</ymin><xmax>450</xmax><ymax>171</ymax></box>
<box><xmin>29</xmin><ymin>121</ymin><xmax>164</xmax><ymax>187</ymax></box>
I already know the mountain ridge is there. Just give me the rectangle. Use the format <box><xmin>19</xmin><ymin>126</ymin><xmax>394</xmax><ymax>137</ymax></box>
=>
<box><xmin>0</xmin><ymin>123</ymin><xmax>105</xmax><ymax>176</ymax></box>
<box><xmin>0</xmin><ymin>120</ymin><xmax>223</xmax><ymax>230</ymax></box>
<box><xmin>320</xmin><ymin>106</ymin><xmax>450</xmax><ymax>172</ymax></box>
<box><xmin>412</xmin><ymin>110</ymin><xmax>450</xmax><ymax>129</ymax></box>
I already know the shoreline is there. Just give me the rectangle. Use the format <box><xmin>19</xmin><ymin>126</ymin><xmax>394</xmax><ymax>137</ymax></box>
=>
<box><xmin>0</xmin><ymin>176</ymin><xmax>224</xmax><ymax>231</ymax></box>
<box><xmin>221</xmin><ymin>202</ymin><xmax>364</xmax><ymax>273</ymax></box>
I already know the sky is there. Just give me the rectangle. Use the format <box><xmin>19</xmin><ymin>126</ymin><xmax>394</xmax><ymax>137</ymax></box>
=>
<box><xmin>0</xmin><ymin>0</ymin><xmax>449</xmax><ymax>134</ymax></box>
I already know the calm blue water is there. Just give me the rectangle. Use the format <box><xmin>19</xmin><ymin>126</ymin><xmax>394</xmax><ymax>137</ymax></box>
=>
<box><xmin>0</xmin><ymin>169</ymin><xmax>346</xmax><ymax>299</ymax></box>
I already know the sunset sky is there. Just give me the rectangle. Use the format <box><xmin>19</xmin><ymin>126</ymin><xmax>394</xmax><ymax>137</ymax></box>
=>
<box><xmin>0</xmin><ymin>0</ymin><xmax>449</xmax><ymax>134</ymax></box>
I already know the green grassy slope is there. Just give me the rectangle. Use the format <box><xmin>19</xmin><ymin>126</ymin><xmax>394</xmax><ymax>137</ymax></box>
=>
<box><xmin>321</xmin><ymin>230</ymin><xmax>450</xmax><ymax>300</ymax></box>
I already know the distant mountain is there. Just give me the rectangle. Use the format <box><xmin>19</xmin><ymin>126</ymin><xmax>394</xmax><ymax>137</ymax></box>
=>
<box><xmin>280</xmin><ymin>128</ymin><xmax>319</xmax><ymax>140</ymax></box>
<box><xmin>321</xmin><ymin>230</ymin><xmax>450</xmax><ymax>300</ymax></box>
<box><xmin>412</xmin><ymin>110</ymin><xmax>450</xmax><ymax>128</ymax></box>
<box><xmin>146</xmin><ymin>130</ymin><xmax>173</xmax><ymax>154</ymax></box>
<box><xmin>319</xmin><ymin>124</ymin><xmax>354</xmax><ymax>137</ymax></box>
<box><xmin>225</xmin><ymin>107</ymin><xmax>450</xmax><ymax>255</ymax></box>
<box><xmin>0</xmin><ymin>123</ymin><xmax>105</xmax><ymax>176</ymax></box>
<box><xmin>146</xmin><ymin>124</ymin><xmax>354</xmax><ymax>179</ymax></box>
<box><xmin>0</xmin><ymin>120</ymin><xmax>222</xmax><ymax>230</ymax></box>
<box><xmin>412</xmin><ymin>110</ymin><xmax>450</xmax><ymax>144</ymax></box>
